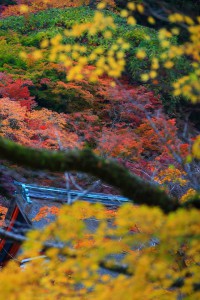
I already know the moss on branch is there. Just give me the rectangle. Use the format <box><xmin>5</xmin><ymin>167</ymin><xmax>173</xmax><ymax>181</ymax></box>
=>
<box><xmin>0</xmin><ymin>137</ymin><xmax>195</xmax><ymax>213</ymax></box>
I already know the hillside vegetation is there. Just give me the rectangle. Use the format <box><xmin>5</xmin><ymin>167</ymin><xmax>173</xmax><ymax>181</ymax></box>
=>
<box><xmin>0</xmin><ymin>5</ymin><xmax>195</xmax><ymax>199</ymax></box>
<box><xmin>0</xmin><ymin>2</ymin><xmax>199</xmax><ymax>299</ymax></box>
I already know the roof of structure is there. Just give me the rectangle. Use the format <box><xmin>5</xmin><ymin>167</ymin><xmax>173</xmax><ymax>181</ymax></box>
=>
<box><xmin>11</xmin><ymin>181</ymin><xmax>131</xmax><ymax>229</ymax></box>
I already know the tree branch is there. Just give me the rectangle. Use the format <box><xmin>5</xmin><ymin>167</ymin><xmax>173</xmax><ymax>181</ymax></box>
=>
<box><xmin>0</xmin><ymin>228</ymin><xmax>65</xmax><ymax>250</ymax></box>
<box><xmin>0</xmin><ymin>228</ymin><xmax>26</xmax><ymax>244</ymax></box>
<box><xmin>0</xmin><ymin>137</ymin><xmax>199</xmax><ymax>212</ymax></box>
<box><xmin>0</xmin><ymin>227</ymin><xmax>129</xmax><ymax>274</ymax></box>
<box><xmin>1</xmin><ymin>227</ymin><xmax>199</xmax><ymax>291</ymax></box>
<box><xmin>0</xmin><ymin>137</ymin><xmax>180</xmax><ymax>213</ymax></box>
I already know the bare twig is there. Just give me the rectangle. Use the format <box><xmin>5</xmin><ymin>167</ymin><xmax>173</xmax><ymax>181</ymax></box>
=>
<box><xmin>71</xmin><ymin>180</ymin><xmax>101</xmax><ymax>203</ymax></box>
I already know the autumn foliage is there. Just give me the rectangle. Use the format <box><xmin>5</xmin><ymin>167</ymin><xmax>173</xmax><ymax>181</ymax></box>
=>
<box><xmin>1</xmin><ymin>0</ymin><xmax>116</xmax><ymax>17</ymax></box>
<box><xmin>0</xmin><ymin>66</ymin><xmax>194</xmax><ymax>197</ymax></box>
<box><xmin>0</xmin><ymin>1</ymin><xmax>199</xmax><ymax>299</ymax></box>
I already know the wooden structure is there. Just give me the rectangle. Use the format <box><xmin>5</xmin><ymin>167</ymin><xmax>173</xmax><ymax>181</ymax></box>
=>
<box><xmin>0</xmin><ymin>181</ymin><xmax>130</xmax><ymax>265</ymax></box>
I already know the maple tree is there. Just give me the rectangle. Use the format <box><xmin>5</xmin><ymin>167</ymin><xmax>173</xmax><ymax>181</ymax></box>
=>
<box><xmin>0</xmin><ymin>96</ymin><xmax>79</xmax><ymax>149</ymax></box>
<box><xmin>0</xmin><ymin>72</ymin><xmax>35</xmax><ymax>110</ymax></box>
<box><xmin>0</xmin><ymin>69</ymin><xmax>192</xmax><ymax>197</ymax></box>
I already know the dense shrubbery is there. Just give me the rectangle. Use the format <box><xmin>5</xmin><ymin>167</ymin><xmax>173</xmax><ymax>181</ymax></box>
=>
<box><xmin>0</xmin><ymin>68</ymin><xmax>194</xmax><ymax>199</ymax></box>
<box><xmin>0</xmin><ymin>7</ymin><xmax>191</xmax><ymax>112</ymax></box>
<box><xmin>0</xmin><ymin>1</ymin><xmax>198</xmax><ymax>201</ymax></box>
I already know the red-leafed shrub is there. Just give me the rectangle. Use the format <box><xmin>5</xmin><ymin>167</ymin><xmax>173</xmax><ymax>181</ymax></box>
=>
<box><xmin>0</xmin><ymin>73</ymin><xmax>36</xmax><ymax>110</ymax></box>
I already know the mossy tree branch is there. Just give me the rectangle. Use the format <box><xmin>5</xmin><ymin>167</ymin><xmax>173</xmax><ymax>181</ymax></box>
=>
<box><xmin>0</xmin><ymin>137</ymin><xmax>199</xmax><ymax>213</ymax></box>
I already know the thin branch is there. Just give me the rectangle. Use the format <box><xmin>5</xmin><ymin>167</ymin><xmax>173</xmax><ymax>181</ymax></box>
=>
<box><xmin>0</xmin><ymin>228</ymin><xmax>26</xmax><ymax>243</ymax></box>
<box><xmin>0</xmin><ymin>228</ymin><xmax>65</xmax><ymax>249</ymax></box>
<box><xmin>71</xmin><ymin>180</ymin><xmax>101</xmax><ymax>203</ymax></box>
<box><xmin>54</xmin><ymin>125</ymin><xmax>72</xmax><ymax>204</ymax></box>
<box><xmin>69</xmin><ymin>174</ymin><xmax>83</xmax><ymax>191</ymax></box>
<box><xmin>143</xmin><ymin>0</ymin><xmax>188</xmax><ymax>29</ymax></box>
